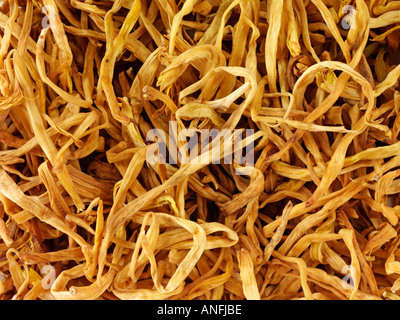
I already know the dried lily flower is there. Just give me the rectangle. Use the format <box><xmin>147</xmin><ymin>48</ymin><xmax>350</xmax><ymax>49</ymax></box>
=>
<box><xmin>1</xmin><ymin>0</ymin><xmax>400</xmax><ymax>301</ymax></box>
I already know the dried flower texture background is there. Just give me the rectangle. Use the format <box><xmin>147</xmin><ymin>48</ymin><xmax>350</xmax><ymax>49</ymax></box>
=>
<box><xmin>1</xmin><ymin>0</ymin><xmax>400</xmax><ymax>300</ymax></box>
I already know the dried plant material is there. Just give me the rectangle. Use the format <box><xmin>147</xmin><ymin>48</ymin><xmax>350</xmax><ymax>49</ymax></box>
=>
<box><xmin>1</xmin><ymin>0</ymin><xmax>400</xmax><ymax>302</ymax></box>
<box><xmin>237</xmin><ymin>248</ymin><xmax>260</xmax><ymax>300</ymax></box>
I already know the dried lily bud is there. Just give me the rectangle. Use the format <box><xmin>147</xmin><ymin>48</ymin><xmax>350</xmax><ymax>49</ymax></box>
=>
<box><xmin>1</xmin><ymin>0</ymin><xmax>400</xmax><ymax>301</ymax></box>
